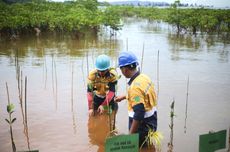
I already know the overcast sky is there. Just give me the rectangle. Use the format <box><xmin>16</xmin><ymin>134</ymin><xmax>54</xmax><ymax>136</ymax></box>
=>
<box><xmin>53</xmin><ymin>0</ymin><xmax>230</xmax><ymax>7</ymax></box>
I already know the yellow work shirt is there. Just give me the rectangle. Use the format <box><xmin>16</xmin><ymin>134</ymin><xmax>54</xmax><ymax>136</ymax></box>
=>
<box><xmin>127</xmin><ymin>73</ymin><xmax>157</xmax><ymax>118</ymax></box>
<box><xmin>87</xmin><ymin>68</ymin><xmax>118</xmax><ymax>96</ymax></box>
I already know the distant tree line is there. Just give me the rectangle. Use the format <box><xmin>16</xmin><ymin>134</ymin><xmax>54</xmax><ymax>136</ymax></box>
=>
<box><xmin>110</xmin><ymin>4</ymin><xmax>230</xmax><ymax>35</ymax></box>
<box><xmin>1</xmin><ymin>0</ymin><xmax>229</xmax><ymax>38</ymax></box>
<box><xmin>0</xmin><ymin>0</ymin><xmax>122</xmax><ymax>38</ymax></box>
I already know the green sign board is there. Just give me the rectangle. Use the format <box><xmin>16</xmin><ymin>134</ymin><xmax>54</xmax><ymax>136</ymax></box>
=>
<box><xmin>199</xmin><ymin>130</ymin><xmax>226</xmax><ymax>152</ymax></box>
<box><xmin>105</xmin><ymin>134</ymin><xmax>139</xmax><ymax>152</ymax></box>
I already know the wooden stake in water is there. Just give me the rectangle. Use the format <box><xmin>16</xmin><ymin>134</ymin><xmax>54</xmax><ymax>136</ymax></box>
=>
<box><xmin>107</xmin><ymin>98</ymin><xmax>112</xmax><ymax>133</ymax></box>
<box><xmin>20</xmin><ymin>70</ymin><xmax>23</xmax><ymax>104</ymax></box>
<box><xmin>54</xmin><ymin>58</ymin><xmax>58</xmax><ymax>110</ymax></box>
<box><xmin>5</xmin><ymin>82</ymin><xmax>17</xmax><ymax>152</ymax></box>
<box><xmin>86</xmin><ymin>51</ymin><xmax>89</xmax><ymax>76</ymax></box>
<box><xmin>157</xmin><ymin>50</ymin><xmax>160</xmax><ymax>98</ymax></box>
<box><xmin>82</xmin><ymin>59</ymin><xmax>86</xmax><ymax>87</ymax></box>
<box><xmin>85</xmin><ymin>40</ymin><xmax>89</xmax><ymax>76</ymax></box>
<box><xmin>168</xmin><ymin>99</ymin><xmax>175</xmax><ymax>152</ymax></box>
<box><xmin>71</xmin><ymin>62</ymin><xmax>74</xmax><ymax>112</ymax></box>
<box><xmin>52</xmin><ymin>55</ymin><xmax>55</xmax><ymax>95</ymax></box>
<box><xmin>184</xmin><ymin>75</ymin><xmax>189</xmax><ymax>133</ymax></box>
<box><xmin>126</xmin><ymin>38</ymin><xmax>128</xmax><ymax>51</ymax></box>
<box><xmin>52</xmin><ymin>55</ymin><xmax>58</xmax><ymax>110</ymax></box>
<box><xmin>43</xmin><ymin>51</ymin><xmax>47</xmax><ymax>89</ymax></box>
<box><xmin>19</xmin><ymin>70</ymin><xmax>26</xmax><ymax>134</ymax></box>
<box><xmin>24</xmin><ymin>77</ymin><xmax>27</xmax><ymax>128</ymax></box>
<box><xmin>141</xmin><ymin>42</ymin><xmax>145</xmax><ymax>73</ymax></box>
<box><xmin>24</xmin><ymin>76</ymin><xmax>31</xmax><ymax>151</ymax></box>
<box><xmin>72</xmin><ymin>111</ymin><xmax>77</xmax><ymax>134</ymax></box>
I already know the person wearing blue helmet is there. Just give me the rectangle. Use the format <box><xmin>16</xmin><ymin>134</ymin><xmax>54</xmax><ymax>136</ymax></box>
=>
<box><xmin>87</xmin><ymin>54</ymin><xmax>119</xmax><ymax>116</ymax></box>
<box><xmin>115</xmin><ymin>51</ymin><xmax>157</xmax><ymax>148</ymax></box>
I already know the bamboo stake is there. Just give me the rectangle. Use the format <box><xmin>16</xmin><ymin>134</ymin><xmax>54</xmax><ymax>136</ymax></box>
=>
<box><xmin>184</xmin><ymin>75</ymin><xmax>189</xmax><ymax>133</ymax></box>
<box><xmin>157</xmin><ymin>50</ymin><xmax>160</xmax><ymax>98</ymax></box>
<box><xmin>20</xmin><ymin>70</ymin><xmax>23</xmax><ymax>105</ymax></box>
<box><xmin>6</xmin><ymin>82</ymin><xmax>17</xmax><ymax>152</ymax></box>
<box><xmin>20</xmin><ymin>70</ymin><xmax>26</xmax><ymax>134</ymax></box>
<box><xmin>17</xmin><ymin>66</ymin><xmax>21</xmax><ymax>102</ymax></box>
<box><xmin>25</xmin><ymin>77</ymin><xmax>27</xmax><ymax>129</ymax></box>
<box><xmin>17</xmin><ymin>67</ymin><xmax>22</xmax><ymax>108</ymax></box>
<box><xmin>71</xmin><ymin>62</ymin><xmax>74</xmax><ymax>112</ymax></box>
<box><xmin>86</xmin><ymin>51</ymin><xmax>89</xmax><ymax>76</ymax></box>
<box><xmin>42</xmin><ymin>48</ymin><xmax>44</xmax><ymax>82</ymax></box>
<box><xmin>81</xmin><ymin>59</ymin><xmax>86</xmax><ymax>88</ymax></box>
<box><xmin>54</xmin><ymin>57</ymin><xmax>58</xmax><ymax>110</ymax></box>
<box><xmin>24</xmin><ymin>76</ymin><xmax>31</xmax><ymax>151</ymax></box>
<box><xmin>141</xmin><ymin>42</ymin><xmax>145</xmax><ymax>73</ymax></box>
<box><xmin>15</xmin><ymin>49</ymin><xmax>19</xmax><ymax>68</ymax></box>
<box><xmin>72</xmin><ymin>111</ymin><xmax>77</xmax><ymax>134</ymax></box>
<box><xmin>92</xmin><ymin>48</ymin><xmax>95</xmax><ymax>67</ymax></box>
<box><xmin>107</xmin><ymin>97</ymin><xmax>112</xmax><ymax>134</ymax></box>
<box><xmin>126</xmin><ymin>38</ymin><xmax>128</xmax><ymax>51</ymax></box>
<box><xmin>44</xmin><ymin>56</ymin><xmax>47</xmax><ymax>89</ymax></box>
<box><xmin>43</xmin><ymin>50</ymin><xmax>47</xmax><ymax>89</ymax></box>
<box><xmin>52</xmin><ymin>55</ymin><xmax>55</xmax><ymax>95</ymax></box>
<box><xmin>85</xmin><ymin>40</ymin><xmax>89</xmax><ymax>76</ymax></box>
<box><xmin>168</xmin><ymin>99</ymin><xmax>175</xmax><ymax>152</ymax></box>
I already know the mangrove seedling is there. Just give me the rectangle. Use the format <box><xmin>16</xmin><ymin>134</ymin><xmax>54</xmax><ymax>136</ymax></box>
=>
<box><xmin>140</xmin><ymin>125</ymin><xmax>163</xmax><ymax>151</ymax></box>
<box><xmin>5</xmin><ymin>82</ymin><xmax>17</xmax><ymax>152</ymax></box>
<box><xmin>5</xmin><ymin>103</ymin><xmax>17</xmax><ymax>152</ymax></box>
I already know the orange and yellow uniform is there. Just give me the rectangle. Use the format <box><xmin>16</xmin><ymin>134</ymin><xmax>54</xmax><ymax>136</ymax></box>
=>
<box><xmin>127</xmin><ymin>71</ymin><xmax>157</xmax><ymax>145</ymax></box>
<box><xmin>87</xmin><ymin>68</ymin><xmax>119</xmax><ymax>111</ymax></box>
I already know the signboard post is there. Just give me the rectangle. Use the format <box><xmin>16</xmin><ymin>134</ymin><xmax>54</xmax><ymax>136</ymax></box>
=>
<box><xmin>105</xmin><ymin>134</ymin><xmax>139</xmax><ymax>152</ymax></box>
<box><xmin>199</xmin><ymin>130</ymin><xmax>227</xmax><ymax>152</ymax></box>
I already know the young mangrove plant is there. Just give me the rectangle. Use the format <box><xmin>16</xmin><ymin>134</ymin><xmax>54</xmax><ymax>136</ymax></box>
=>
<box><xmin>140</xmin><ymin>126</ymin><xmax>163</xmax><ymax>151</ymax></box>
<box><xmin>5</xmin><ymin>82</ymin><xmax>17</xmax><ymax>152</ymax></box>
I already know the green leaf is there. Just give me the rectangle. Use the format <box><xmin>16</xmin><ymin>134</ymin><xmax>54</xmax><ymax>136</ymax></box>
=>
<box><xmin>170</xmin><ymin>112</ymin><xmax>175</xmax><ymax>117</ymax></box>
<box><xmin>7</xmin><ymin>103</ymin><xmax>15</xmax><ymax>113</ymax></box>
<box><xmin>170</xmin><ymin>101</ymin><xmax>175</xmax><ymax>109</ymax></box>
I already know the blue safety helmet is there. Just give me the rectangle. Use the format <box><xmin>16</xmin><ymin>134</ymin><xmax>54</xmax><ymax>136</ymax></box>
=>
<box><xmin>95</xmin><ymin>54</ymin><xmax>111</xmax><ymax>71</ymax></box>
<box><xmin>118</xmin><ymin>52</ymin><xmax>139</xmax><ymax>68</ymax></box>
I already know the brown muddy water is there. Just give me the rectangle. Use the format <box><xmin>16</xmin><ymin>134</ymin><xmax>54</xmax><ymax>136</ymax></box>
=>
<box><xmin>0</xmin><ymin>18</ymin><xmax>230</xmax><ymax>152</ymax></box>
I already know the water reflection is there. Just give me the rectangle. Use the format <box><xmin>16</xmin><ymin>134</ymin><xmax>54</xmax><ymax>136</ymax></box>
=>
<box><xmin>0</xmin><ymin>17</ymin><xmax>230</xmax><ymax>152</ymax></box>
<box><xmin>88</xmin><ymin>115</ymin><xmax>110</xmax><ymax>152</ymax></box>
<box><xmin>0</xmin><ymin>33</ymin><xmax>121</xmax><ymax>60</ymax></box>
<box><xmin>167</xmin><ymin>33</ymin><xmax>230</xmax><ymax>62</ymax></box>
<box><xmin>168</xmin><ymin>33</ymin><xmax>201</xmax><ymax>51</ymax></box>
